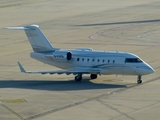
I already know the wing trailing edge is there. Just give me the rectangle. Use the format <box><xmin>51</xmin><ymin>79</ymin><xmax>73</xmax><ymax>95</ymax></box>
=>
<box><xmin>17</xmin><ymin>62</ymin><xmax>101</xmax><ymax>75</ymax></box>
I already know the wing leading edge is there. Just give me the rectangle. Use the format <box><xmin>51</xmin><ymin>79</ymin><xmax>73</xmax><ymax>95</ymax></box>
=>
<box><xmin>17</xmin><ymin>62</ymin><xmax>101</xmax><ymax>75</ymax></box>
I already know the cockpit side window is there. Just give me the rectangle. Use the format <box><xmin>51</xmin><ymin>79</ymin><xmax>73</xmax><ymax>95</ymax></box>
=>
<box><xmin>125</xmin><ymin>58</ymin><xmax>142</xmax><ymax>63</ymax></box>
<box><xmin>135</xmin><ymin>58</ymin><xmax>142</xmax><ymax>62</ymax></box>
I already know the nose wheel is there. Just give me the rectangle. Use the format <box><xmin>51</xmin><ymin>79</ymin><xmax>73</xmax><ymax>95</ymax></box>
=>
<box><xmin>137</xmin><ymin>75</ymin><xmax>142</xmax><ymax>84</ymax></box>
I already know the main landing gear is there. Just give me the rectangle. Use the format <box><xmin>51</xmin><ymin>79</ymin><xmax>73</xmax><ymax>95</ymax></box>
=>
<box><xmin>75</xmin><ymin>74</ymin><xmax>82</xmax><ymax>81</ymax></box>
<box><xmin>137</xmin><ymin>75</ymin><xmax>142</xmax><ymax>84</ymax></box>
<box><xmin>74</xmin><ymin>74</ymin><xmax>98</xmax><ymax>81</ymax></box>
<box><xmin>90</xmin><ymin>74</ymin><xmax>98</xmax><ymax>79</ymax></box>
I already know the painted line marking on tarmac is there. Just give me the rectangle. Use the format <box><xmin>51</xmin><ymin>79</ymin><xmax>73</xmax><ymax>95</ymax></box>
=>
<box><xmin>1</xmin><ymin>99</ymin><xmax>26</xmax><ymax>103</ymax></box>
<box><xmin>1</xmin><ymin>104</ymin><xmax>25</xmax><ymax>120</ymax></box>
<box><xmin>25</xmin><ymin>76</ymin><xmax>160</xmax><ymax>120</ymax></box>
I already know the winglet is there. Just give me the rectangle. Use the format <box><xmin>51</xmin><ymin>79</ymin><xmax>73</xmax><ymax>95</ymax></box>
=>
<box><xmin>17</xmin><ymin>62</ymin><xmax>26</xmax><ymax>73</ymax></box>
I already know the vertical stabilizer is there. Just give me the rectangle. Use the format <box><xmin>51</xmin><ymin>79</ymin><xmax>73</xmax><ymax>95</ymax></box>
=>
<box><xmin>7</xmin><ymin>25</ymin><xmax>55</xmax><ymax>52</ymax></box>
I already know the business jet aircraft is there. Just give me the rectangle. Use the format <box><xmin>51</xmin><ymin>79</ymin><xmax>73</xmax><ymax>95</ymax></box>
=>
<box><xmin>7</xmin><ymin>25</ymin><xmax>154</xmax><ymax>84</ymax></box>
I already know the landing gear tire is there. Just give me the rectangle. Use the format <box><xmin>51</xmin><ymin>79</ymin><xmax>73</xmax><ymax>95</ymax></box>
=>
<box><xmin>137</xmin><ymin>79</ymin><xmax>142</xmax><ymax>84</ymax></box>
<box><xmin>90</xmin><ymin>74</ymin><xmax>98</xmax><ymax>79</ymax></box>
<box><xmin>75</xmin><ymin>74</ymin><xmax>82</xmax><ymax>81</ymax></box>
<box><xmin>137</xmin><ymin>75</ymin><xmax>142</xmax><ymax>84</ymax></box>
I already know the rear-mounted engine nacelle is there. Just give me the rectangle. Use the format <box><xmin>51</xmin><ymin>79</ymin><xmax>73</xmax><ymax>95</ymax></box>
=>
<box><xmin>53</xmin><ymin>51</ymin><xmax>72</xmax><ymax>61</ymax></box>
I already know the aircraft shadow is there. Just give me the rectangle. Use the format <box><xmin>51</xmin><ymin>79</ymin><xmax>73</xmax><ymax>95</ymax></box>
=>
<box><xmin>75</xmin><ymin>19</ymin><xmax>160</xmax><ymax>26</ymax></box>
<box><xmin>0</xmin><ymin>79</ymin><xmax>126</xmax><ymax>91</ymax></box>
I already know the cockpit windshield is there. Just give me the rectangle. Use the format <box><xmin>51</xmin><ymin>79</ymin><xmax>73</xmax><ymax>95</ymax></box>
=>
<box><xmin>125</xmin><ymin>58</ymin><xmax>143</xmax><ymax>63</ymax></box>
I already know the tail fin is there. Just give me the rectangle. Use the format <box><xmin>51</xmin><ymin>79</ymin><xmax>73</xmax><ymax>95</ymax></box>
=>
<box><xmin>7</xmin><ymin>25</ymin><xmax>56</xmax><ymax>52</ymax></box>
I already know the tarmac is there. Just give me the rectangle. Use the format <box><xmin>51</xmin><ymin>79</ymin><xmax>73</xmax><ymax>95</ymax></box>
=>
<box><xmin>0</xmin><ymin>0</ymin><xmax>160</xmax><ymax>120</ymax></box>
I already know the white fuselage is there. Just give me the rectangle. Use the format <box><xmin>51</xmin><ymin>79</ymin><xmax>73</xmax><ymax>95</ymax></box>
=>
<box><xmin>8</xmin><ymin>25</ymin><xmax>154</xmax><ymax>83</ymax></box>
<box><xmin>30</xmin><ymin>48</ymin><xmax>154</xmax><ymax>76</ymax></box>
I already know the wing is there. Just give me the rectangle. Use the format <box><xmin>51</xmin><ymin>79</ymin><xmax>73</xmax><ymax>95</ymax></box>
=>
<box><xmin>17</xmin><ymin>62</ymin><xmax>101</xmax><ymax>75</ymax></box>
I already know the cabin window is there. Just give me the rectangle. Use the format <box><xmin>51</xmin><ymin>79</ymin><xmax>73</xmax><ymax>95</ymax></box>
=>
<box><xmin>77</xmin><ymin>58</ymin><xmax>80</xmax><ymax>61</ymax></box>
<box><xmin>103</xmin><ymin>60</ymin><xmax>105</xmax><ymax>63</ymax></box>
<box><xmin>97</xmin><ymin>59</ymin><xmax>100</xmax><ymax>62</ymax></box>
<box><xmin>108</xmin><ymin>60</ymin><xmax>110</xmax><ymax>63</ymax></box>
<box><xmin>113</xmin><ymin>60</ymin><xmax>115</xmax><ymax>63</ymax></box>
<box><xmin>125</xmin><ymin>58</ymin><xmax>142</xmax><ymax>63</ymax></box>
<box><xmin>87</xmin><ymin>59</ymin><xmax>89</xmax><ymax>62</ymax></box>
<box><xmin>82</xmin><ymin>58</ymin><xmax>84</xmax><ymax>61</ymax></box>
<box><xmin>92</xmin><ymin>59</ymin><xmax>95</xmax><ymax>62</ymax></box>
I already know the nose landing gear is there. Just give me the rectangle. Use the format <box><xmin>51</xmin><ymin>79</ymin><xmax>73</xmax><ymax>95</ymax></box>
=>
<box><xmin>137</xmin><ymin>75</ymin><xmax>142</xmax><ymax>84</ymax></box>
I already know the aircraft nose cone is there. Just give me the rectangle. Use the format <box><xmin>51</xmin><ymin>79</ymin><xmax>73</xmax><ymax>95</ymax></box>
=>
<box><xmin>145</xmin><ymin>65</ymin><xmax>155</xmax><ymax>74</ymax></box>
<box><xmin>149</xmin><ymin>66</ymin><xmax>155</xmax><ymax>73</ymax></box>
<box><xmin>139</xmin><ymin>64</ymin><xmax>155</xmax><ymax>75</ymax></box>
